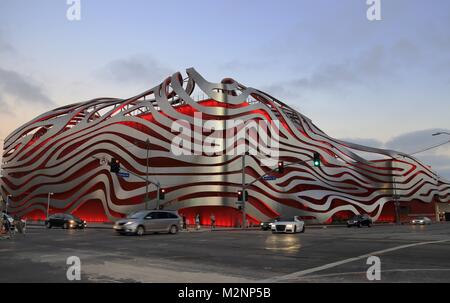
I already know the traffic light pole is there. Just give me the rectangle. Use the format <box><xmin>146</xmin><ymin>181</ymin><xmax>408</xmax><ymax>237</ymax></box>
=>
<box><xmin>239</xmin><ymin>156</ymin><xmax>317</xmax><ymax>229</ymax></box>
<box><xmin>145</xmin><ymin>139</ymin><xmax>150</xmax><ymax>210</ymax></box>
<box><xmin>93</xmin><ymin>155</ymin><xmax>161</xmax><ymax>210</ymax></box>
<box><xmin>241</xmin><ymin>154</ymin><xmax>246</xmax><ymax>229</ymax></box>
<box><xmin>244</xmin><ymin>158</ymin><xmax>315</xmax><ymax>190</ymax></box>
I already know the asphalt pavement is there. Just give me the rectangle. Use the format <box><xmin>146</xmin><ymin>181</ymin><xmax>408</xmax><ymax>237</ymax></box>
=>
<box><xmin>1</xmin><ymin>223</ymin><xmax>449</xmax><ymax>283</ymax></box>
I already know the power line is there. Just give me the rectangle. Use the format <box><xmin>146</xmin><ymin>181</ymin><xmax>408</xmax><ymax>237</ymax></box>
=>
<box><xmin>409</xmin><ymin>139</ymin><xmax>450</xmax><ymax>156</ymax></box>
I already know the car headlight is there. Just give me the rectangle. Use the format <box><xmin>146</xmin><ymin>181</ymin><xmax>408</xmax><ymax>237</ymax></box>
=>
<box><xmin>69</xmin><ymin>220</ymin><xmax>75</xmax><ymax>224</ymax></box>
<box><xmin>286</xmin><ymin>224</ymin><xmax>293</xmax><ymax>229</ymax></box>
<box><xmin>124</xmin><ymin>222</ymin><xmax>135</xmax><ymax>226</ymax></box>
<box><xmin>260</xmin><ymin>223</ymin><xmax>264</xmax><ymax>225</ymax></box>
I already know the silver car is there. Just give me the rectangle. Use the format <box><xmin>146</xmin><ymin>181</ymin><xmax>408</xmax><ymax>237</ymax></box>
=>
<box><xmin>411</xmin><ymin>216</ymin><xmax>432</xmax><ymax>225</ymax></box>
<box><xmin>113</xmin><ymin>210</ymin><xmax>181</xmax><ymax>236</ymax></box>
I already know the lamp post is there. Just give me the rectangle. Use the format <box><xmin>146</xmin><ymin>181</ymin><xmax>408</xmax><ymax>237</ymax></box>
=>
<box><xmin>46</xmin><ymin>192</ymin><xmax>54</xmax><ymax>218</ymax></box>
<box><xmin>5</xmin><ymin>194</ymin><xmax>12</xmax><ymax>214</ymax></box>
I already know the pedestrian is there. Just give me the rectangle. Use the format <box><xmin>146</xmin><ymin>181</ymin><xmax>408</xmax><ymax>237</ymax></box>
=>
<box><xmin>0</xmin><ymin>214</ymin><xmax>4</xmax><ymax>236</ymax></box>
<box><xmin>3</xmin><ymin>213</ymin><xmax>13</xmax><ymax>239</ymax></box>
<box><xmin>195</xmin><ymin>213</ymin><xmax>200</xmax><ymax>230</ymax></box>
<box><xmin>182</xmin><ymin>215</ymin><xmax>187</xmax><ymax>230</ymax></box>
<box><xmin>210</xmin><ymin>213</ymin><xmax>216</xmax><ymax>230</ymax></box>
<box><xmin>15</xmin><ymin>216</ymin><xmax>25</xmax><ymax>235</ymax></box>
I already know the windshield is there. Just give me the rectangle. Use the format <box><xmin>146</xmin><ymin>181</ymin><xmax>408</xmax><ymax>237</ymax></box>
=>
<box><xmin>278</xmin><ymin>217</ymin><xmax>295</xmax><ymax>222</ymax></box>
<box><xmin>127</xmin><ymin>211</ymin><xmax>148</xmax><ymax>219</ymax></box>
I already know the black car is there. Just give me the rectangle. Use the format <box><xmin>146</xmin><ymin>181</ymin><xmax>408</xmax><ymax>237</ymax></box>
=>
<box><xmin>260</xmin><ymin>217</ymin><xmax>280</xmax><ymax>230</ymax></box>
<box><xmin>45</xmin><ymin>213</ymin><xmax>87</xmax><ymax>229</ymax></box>
<box><xmin>347</xmin><ymin>214</ymin><xmax>372</xmax><ymax>227</ymax></box>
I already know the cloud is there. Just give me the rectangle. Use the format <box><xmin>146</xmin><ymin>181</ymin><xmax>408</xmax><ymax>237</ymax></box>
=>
<box><xmin>264</xmin><ymin>40</ymin><xmax>424</xmax><ymax>100</ymax></box>
<box><xmin>339</xmin><ymin>128</ymin><xmax>450</xmax><ymax>179</ymax></box>
<box><xmin>99</xmin><ymin>54</ymin><xmax>173</xmax><ymax>85</ymax></box>
<box><xmin>0</xmin><ymin>32</ymin><xmax>15</xmax><ymax>54</ymax></box>
<box><xmin>384</xmin><ymin>128</ymin><xmax>450</xmax><ymax>154</ymax></box>
<box><xmin>0</xmin><ymin>96</ymin><xmax>14</xmax><ymax>117</ymax></box>
<box><xmin>0</xmin><ymin>67</ymin><xmax>54</xmax><ymax>106</ymax></box>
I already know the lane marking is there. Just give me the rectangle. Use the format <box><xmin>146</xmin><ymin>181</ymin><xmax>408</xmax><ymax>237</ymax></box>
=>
<box><xmin>294</xmin><ymin>268</ymin><xmax>450</xmax><ymax>280</ymax></box>
<box><xmin>262</xmin><ymin>239</ymin><xmax>450</xmax><ymax>282</ymax></box>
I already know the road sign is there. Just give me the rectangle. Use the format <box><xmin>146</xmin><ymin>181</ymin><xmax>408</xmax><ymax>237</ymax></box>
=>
<box><xmin>263</xmin><ymin>176</ymin><xmax>277</xmax><ymax>181</ymax></box>
<box><xmin>117</xmin><ymin>172</ymin><xmax>130</xmax><ymax>178</ymax></box>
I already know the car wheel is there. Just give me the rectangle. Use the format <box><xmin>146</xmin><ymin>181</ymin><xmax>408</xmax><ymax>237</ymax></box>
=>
<box><xmin>301</xmin><ymin>225</ymin><xmax>305</xmax><ymax>233</ymax></box>
<box><xmin>368</xmin><ymin>223</ymin><xmax>372</xmax><ymax>227</ymax></box>
<box><xmin>169</xmin><ymin>225</ymin><xmax>178</xmax><ymax>234</ymax></box>
<box><xmin>347</xmin><ymin>225</ymin><xmax>351</xmax><ymax>228</ymax></box>
<box><xmin>63</xmin><ymin>223</ymin><xmax>69</xmax><ymax>229</ymax></box>
<box><xmin>357</xmin><ymin>223</ymin><xmax>361</xmax><ymax>228</ymax></box>
<box><xmin>293</xmin><ymin>226</ymin><xmax>297</xmax><ymax>233</ymax></box>
<box><xmin>136</xmin><ymin>225</ymin><xmax>145</xmax><ymax>236</ymax></box>
<box><xmin>46</xmin><ymin>222</ymin><xmax>52</xmax><ymax>229</ymax></box>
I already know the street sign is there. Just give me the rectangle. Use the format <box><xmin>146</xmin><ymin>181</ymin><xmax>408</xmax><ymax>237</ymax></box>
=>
<box><xmin>117</xmin><ymin>172</ymin><xmax>130</xmax><ymax>178</ymax></box>
<box><xmin>263</xmin><ymin>176</ymin><xmax>277</xmax><ymax>181</ymax></box>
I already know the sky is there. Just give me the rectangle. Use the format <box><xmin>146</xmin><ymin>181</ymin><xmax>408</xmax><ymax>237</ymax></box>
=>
<box><xmin>0</xmin><ymin>0</ymin><xmax>449</xmax><ymax>177</ymax></box>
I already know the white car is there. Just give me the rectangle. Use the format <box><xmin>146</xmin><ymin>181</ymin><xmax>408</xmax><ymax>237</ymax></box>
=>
<box><xmin>411</xmin><ymin>217</ymin><xmax>432</xmax><ymax>225</ymax></box>
<box><xmin>271</xmin><ymin>216</ymin><xmax>305</xmax><ymax>233</ymax></box>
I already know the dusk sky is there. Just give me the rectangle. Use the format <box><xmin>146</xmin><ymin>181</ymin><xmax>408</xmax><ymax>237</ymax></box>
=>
<box><xmin>1</xmin><ymin>0</ymin><xmax>450</xmax><ymax>177</ymax></box>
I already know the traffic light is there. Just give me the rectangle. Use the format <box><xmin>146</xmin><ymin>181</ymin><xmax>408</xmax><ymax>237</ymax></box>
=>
<box><xmin>237</xmin><ymin>190</ymin><xmax>248</xmax><ymax>202</ymax></box>
<box><xmin>313</xmin><ymin>152</ymin><xmax>321</xmax><ymax>167</ymax></box>
<box><xmin>159</xmin><ymin>188</ymin><xmax>166</xmax><ymax>200</ymax></box>
<box><xmin>110</xmin><ymin>158</ymin><xmax>120</xmax><ymax>173</ymax></box>
<box><xmin>277</xmin><ymin>161</ymin><xmax>284</xmax><ymax>173</ymax></box>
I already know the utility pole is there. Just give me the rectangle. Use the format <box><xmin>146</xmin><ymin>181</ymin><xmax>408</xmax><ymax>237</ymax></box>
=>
<box><xmin>155</xmin><ymin>183</ymin><xmax>161</xmax><ymax>210</ymax></box>
<box><xmin>145</xmin><ymin>138</ymin><xmax>150</xmax><ymax>210</ymax></box>
<box><xmin>241</xmin><ymin>153</ymin><xmax>246</xmax><ymax>229</ymax></box>
<box><xmin>5</xmin><ymin>194</ymin><xmax>11</xmax><ymax>214</ymax></box>
<box><xmin>46</xmin><ymin>192</ymin><xmax>54</xmax><ymax>219</ymax></box>
<box><xmin>391</xmin><ymin>159</ymin><xmax>400</xmax><ymax>224</ymax></box>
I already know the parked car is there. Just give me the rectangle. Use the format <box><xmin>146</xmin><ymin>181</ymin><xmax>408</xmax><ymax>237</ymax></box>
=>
<box><xmin>411</xmin><ymin>217</ymin><xmax>432</xmax><ymax>225</ymax></box>
<box><xmin>45</xmin><ymin>213</ymin><xmax>87</xmax><ymax>229</ymax></box>
<box><xmin>113</xmin><ymin>210</ymin><xmax>181</xmax><ymax>236</ymax></box>
<box><xmin>347</xmin><ymin>214</ymin><xmax>372</xmax><ymax>227</ymax></box>
<box><xmin>260</xmin><ymin>217</ymin><xmax>280</xmax><ymax>231</ymax></box>
<box><xmin>271</xmin><ymin>216</ymin><xmax>305</xmax><ymax>233</ymax></box>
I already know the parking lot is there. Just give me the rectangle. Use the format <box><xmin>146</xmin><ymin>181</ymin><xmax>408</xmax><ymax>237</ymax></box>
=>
<box><xmin>1</xmin><ymin>223</ymin><xmax>450</xmax><ymax>283</ymax></box>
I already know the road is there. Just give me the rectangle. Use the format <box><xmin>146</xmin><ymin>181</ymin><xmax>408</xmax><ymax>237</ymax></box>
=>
<box><xmin>1</xmin><ymin>223</ymin><xmax>450</xmax><ymax>282</ymax></box>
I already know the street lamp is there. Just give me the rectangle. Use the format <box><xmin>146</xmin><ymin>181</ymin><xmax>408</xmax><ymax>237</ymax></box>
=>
<box><xmin>46</xmin><ymin>192</ymin><xmax>54</xmax><ymax>219</ymax></box>
<box><xmin>5</xmin><ymin>194</ymin><xmax>12</xmax><ymax>214</ymax></box>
